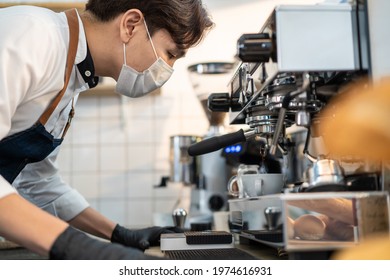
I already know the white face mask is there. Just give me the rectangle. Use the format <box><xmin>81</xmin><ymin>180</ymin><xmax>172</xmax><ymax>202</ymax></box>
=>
<box><xmin>116</xmin><ymin>20</ymin><xmax>174</xmax><ymax>98</ymax></box>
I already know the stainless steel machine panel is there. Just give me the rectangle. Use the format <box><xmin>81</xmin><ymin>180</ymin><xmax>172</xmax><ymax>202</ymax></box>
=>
<box><xmin>229</xmin><ymin>195</ymin><xmax>283</xmax><ymax>231</ymax></box>
<box><xmin>276</xmin><ymin>5</ymin><xmax>361</xmax><ymax>71</ymax></box>
<box><xmin>366</xmin><ymin>0</ymin><xmax>390</xmax><ymax>80</ymax></box>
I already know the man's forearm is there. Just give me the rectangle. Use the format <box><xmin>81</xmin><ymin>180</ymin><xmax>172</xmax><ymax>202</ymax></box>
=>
<box><xmin>0</xmin><ymin>193</ymin><xmax>68</xmax><ymax>256</ymax></box>
<box><xmin>68</xmin><ymin>206</ymin><xmax>116</xmax><ymax>240</ymax></box>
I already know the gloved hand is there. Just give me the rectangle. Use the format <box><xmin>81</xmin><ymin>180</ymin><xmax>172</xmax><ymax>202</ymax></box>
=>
<box><xmin>50</xmin><ymin>226</ymin><xmax>162</xmax><ymax>260</ymax></box>
<box><xmin>111</xmin><ymin>224</ymin><xmax>183</xmax><ymax>251</ymax></box>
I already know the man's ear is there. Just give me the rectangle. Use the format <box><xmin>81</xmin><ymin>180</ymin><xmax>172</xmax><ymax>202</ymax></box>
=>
<box><xmin>119</xmin><ymin>9</ymin><xmax>144</xmax><ymax>43</ymax></box>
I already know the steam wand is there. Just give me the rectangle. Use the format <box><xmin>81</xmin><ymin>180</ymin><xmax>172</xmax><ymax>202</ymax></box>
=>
<box><xmin>187</xmin><ymin>129</ymin><xmax>256</xmax><ymax>156</ymax></box>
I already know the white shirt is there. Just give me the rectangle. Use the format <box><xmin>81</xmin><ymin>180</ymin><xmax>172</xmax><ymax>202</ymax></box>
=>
<box><xmin>0</xmin><ymin>6</ymin><xmax>90</xmax><ymax>221</ymax></box>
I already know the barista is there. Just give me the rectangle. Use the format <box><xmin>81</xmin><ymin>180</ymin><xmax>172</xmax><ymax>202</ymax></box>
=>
<box><xmin>0</xmin><ymin>0</ymin><xmax>213</xmax><ymax>259</ymax></box>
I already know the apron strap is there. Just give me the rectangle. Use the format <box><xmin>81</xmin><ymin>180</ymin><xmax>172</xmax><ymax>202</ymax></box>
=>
<box><xmin>38</xmin><ymin>9</ymin><xmax>79</xmax><ymax>126</ymax></box>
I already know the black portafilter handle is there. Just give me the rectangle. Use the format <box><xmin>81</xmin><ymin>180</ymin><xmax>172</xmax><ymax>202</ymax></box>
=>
<box><xmin>188</xmin><ymin>129</ymin><xmax>249</xmax><ymax>156</ymax></box>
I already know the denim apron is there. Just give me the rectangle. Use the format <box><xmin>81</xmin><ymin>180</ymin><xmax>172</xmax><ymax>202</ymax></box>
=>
<box><xmin>0</xmin><ymin>9</ymin><xmax>79</xmax><ymax>184</ymax></box>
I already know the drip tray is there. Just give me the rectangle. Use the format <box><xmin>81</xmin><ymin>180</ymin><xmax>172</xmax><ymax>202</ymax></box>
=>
<box><xmin>160</xmin><ymin>231</ymin><xmax>234</xmax><ymax>251</ymax></box>
<box><xmin>165</xmin><ymin>248</ymin><xmax>258</xmax><ymax>260</ymax></box>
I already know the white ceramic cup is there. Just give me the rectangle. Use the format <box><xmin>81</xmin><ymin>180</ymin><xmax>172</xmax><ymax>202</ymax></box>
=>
<box><xmin>227</xmin><ymin>164</ymin><xmax>259</xmax><ymax>198</ymax></box>
<box><xmin>228</xmin><ymin>173</ymin><xmax>284</xmax><ymax>198</ymax></box>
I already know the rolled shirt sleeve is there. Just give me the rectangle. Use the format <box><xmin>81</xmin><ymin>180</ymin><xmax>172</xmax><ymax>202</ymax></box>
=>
<box><xmin>13</xmin><ymin>147</ymin><xmax>89</xmax><ymax>222</ymax></box>
<box><xmin>0</xmin><ymin>176</ymin><xmax>17</xmax><ymax>199</ymax></box>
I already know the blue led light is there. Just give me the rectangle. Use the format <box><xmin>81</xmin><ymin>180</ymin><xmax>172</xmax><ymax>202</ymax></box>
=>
<box><xmin>225</xmin><ymin>144</ymin><xmax>242</xmax><ymax>154</ymax></box>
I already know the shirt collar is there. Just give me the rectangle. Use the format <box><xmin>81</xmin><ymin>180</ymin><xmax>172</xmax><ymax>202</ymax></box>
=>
<box><xmin>76</xmin><ymin>45</ymin><xmax>99</xmax><ymax>89</ymax></box>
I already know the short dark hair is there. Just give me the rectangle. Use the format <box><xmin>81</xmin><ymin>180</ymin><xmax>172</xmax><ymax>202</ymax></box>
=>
<box><xmin>85</xmin><ymin>0</ymin><xmax>214</xmax><ymax>50</ymax></box>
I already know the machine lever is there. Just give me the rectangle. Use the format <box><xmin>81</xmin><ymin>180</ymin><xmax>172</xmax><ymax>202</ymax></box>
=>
<box><xmin>188</xmin><ymin>129</ymin><xmax>255</xmax><ymax>156</ymax></box>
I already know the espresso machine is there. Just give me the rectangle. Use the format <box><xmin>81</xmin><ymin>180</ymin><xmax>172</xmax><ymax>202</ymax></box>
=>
<box><xmin>187</xmin><ymin>1</ymin><xmax>390</xmax><ymax>258</ymax></box>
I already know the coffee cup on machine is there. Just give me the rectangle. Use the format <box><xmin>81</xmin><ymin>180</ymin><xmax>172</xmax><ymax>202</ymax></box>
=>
<box><xmin>228</xmin><ymin>172</ymin><xmax>284</xmax><ymax>198</ymax></box>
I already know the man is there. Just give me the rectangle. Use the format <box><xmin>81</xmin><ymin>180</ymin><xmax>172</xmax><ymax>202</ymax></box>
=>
<box><xmin>0</xmin><ymin>0</ymin><xmax>213</xmax><ymax>259</ymax></box>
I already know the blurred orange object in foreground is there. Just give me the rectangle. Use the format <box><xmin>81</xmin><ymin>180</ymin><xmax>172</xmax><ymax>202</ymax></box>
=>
<box><xmin>332</xmin><ymin>233</ymin><xmax>390</xmax><ymax>260</ymax></box>
<box><xmin>318</xmin><ymin>78</ymin><xmax>390</xmax><ymax>162</ymax></box>
<box><xmin>319</xmin><ymin>79</ymin><xmax>390</xmax><ymax>259</ymax></box>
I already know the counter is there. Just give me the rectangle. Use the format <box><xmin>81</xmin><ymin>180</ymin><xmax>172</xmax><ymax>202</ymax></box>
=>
<box><xmin>0</xmin><ymin>240</ymin><xmax>46</xmax><ymax>259</ymax></box>
<box><xmin>0</xmin><ymin>248</ymin><xmax>46</xmax><ymax>260</ymax></box>
<box><xmin>0</xmin><ymin>238</ymin><xmax>285</xmax><ymax>260</ymax></box>
<box><xmin>146</xmin><ymin>235</ymin><xmax>288</xmax><ymax>260</ymax></box>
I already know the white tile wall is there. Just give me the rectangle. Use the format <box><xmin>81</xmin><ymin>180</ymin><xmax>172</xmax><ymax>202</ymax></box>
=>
<box><xmin>126</xmin><ymin>199</ymin><xmax>154</xmax><ymax>227</ymax></box>
<box><xmin>71</xmin><ymin>146</ymin><xmax>99</xmax><ymax>172</ymax></box>
<box><xmin>126</xmin><ymin>171</ymin><xmax>155</xmax><ymax>198</ymax></box>
<box><xmin>72</xmin><ymin>172</ymin><xmax>100</xmax><ymax>199</ymax></box>
<box><xmin>100</xmin><ymin>171</ymin><xmax>128</xmax><ymax>198</ymax></box>
<box><xmin>127</xmin><ymin>145</ymin><xmax>154</xmax><ymax>171</ymax></box>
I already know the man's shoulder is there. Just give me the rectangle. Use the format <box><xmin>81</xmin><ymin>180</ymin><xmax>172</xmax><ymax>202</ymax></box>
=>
<box><xmin>0</xmin><ymin>5</ymin><xmax>63</xmax><ymax>22</ymax></box>
<box><xmin>0</xmin><ymin>6</ymin><xmax>68</xmax><ymax>63</ymax></box>
<box><xmin>0</xmin><ymin>6</ymin><xmax>70</xmax><ymax>95</ymax></box>
<box><xmin>0</xmin><ymin>6</ymin><xmax>68</xmax><ymax>40</ymax></box>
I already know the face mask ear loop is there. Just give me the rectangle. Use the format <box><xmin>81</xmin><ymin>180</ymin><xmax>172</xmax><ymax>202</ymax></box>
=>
<box><xmin>143</xmin><ymin>19</ymin><xmax>158</xmax><ymax>60</ymax></box>
<box><xmin>123</xmin><ymin>43</ymin><xmax>127</xmax><ymax>66</ymax></box>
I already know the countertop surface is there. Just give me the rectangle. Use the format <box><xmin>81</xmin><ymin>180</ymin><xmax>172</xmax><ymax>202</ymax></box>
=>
<box><xmin>0</xmin><ymin>240</ymin><xmax>47</xmax><ymax>260</ymax></box>
<box><xmin>0</xmin><ymin>248</ymin><xmax>47</xmax><ymax>260</ymax></box>
<box><xmin>0</xmin><ymin>234</ymin><xmax>286</xmax><ymax>260</ymax></box>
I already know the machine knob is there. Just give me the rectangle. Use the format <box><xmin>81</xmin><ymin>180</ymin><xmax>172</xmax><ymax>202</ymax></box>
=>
<box><xmin>237</xmin><ymin>33</ymin><xmax>274</xmax><ymax>63</ymax></box>
<box><xmin>208</xmin><ymin>93</ymin><xmax>242</xmax><ymax>112</ymax></box>
<box><xmin>172</xmin><ymin>208</ymin><xmax>187</xmax><ymax>228</ymax></box>
<box><xmin>264</xmin><ymin>206</ymin><xmax>281</xmax><ymax>231</ymax></box>
<box><xmin>208</xmin><ymin>195</ymin><xmax>225</xmax><ymax>212</ymax></box>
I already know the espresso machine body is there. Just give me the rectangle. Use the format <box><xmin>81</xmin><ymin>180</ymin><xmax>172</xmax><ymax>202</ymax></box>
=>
<box><xmin>225</xmin><ymin>3</ymin><xmax>370</xmax><ymax>190</ymax></box>
<box><xmin>188</xmin><ymin>1</ymin><xmax>390</xmax><ymax>256</ymax></box>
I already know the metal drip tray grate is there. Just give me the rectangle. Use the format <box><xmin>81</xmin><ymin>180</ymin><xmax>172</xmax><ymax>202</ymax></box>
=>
<box><xmin>164</xmin><ymin>248</ymin><xmax>258</xmax><ymax>260</ymax></box>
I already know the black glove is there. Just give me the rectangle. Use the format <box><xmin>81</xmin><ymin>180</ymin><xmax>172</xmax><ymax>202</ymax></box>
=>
<box><xmin>111</xmin><ymin>224</ymin><xmax>183</xmax><ymax>251</ymax></box>
<box><xmin>50</xmin><ymin>226</ymin><xmax>162</xmax><ymax>260</ymax></box>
